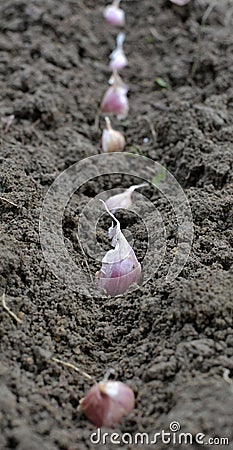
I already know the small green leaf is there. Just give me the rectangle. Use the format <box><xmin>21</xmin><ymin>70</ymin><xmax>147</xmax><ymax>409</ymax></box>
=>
<box><xmin>146</xmin><ymin>36</ymin><xmax>154</xmax><ymax>44</ymax></box>
<box><xmin>152</xmin><ymin>166</ymin><xmax>167</xmax><ymax>186</ymax></box>
<box><xmin>154</xmin><ymin>77</ymin><xmax>171</xmax><ymax>90</ymax></box>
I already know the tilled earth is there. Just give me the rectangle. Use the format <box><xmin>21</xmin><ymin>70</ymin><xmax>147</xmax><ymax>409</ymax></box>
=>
<box><xmin>0</xmin><ymin>0</ymin><xmax>233</xmax><ymax>449</ymax></box>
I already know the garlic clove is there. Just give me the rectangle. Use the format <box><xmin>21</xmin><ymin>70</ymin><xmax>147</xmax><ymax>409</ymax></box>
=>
<box><xmin>101</xmin><ymin>71</ymin><xmax>129</xmax><ymax>120</ymax></box>
<box><xmin>97</xmin><ymin>259</ymin><xmax>142</xmax><ymax>297</ymax></box>
<box><xmin>109</xmin><ymin>50</ymin><xmax>128</xmax><ymax>72</ymax></box>
<box><xmin>106</xmin><ymin>183</ymin><xmax>147</xmax><ymax>212</ymax></box>
<box><xmin>80</xmin><ymin>381</ymin><xmax>135</xmax><ymax>428</ymax></box>
<box><xmin>101</xmin><ymin>117</ymin><xmax>125</xmax><ymax>153</ymax></box>
<box><xmin>109</xmin><ymin>33</ymin><xmax>128</xmax><ymax>72</ymax></box>
<box><xmin>169</xmin><ymin>0</ymin><xmax>190</xmax><ymax>4</ymax></box>
<box><xmin>103</xmin><ymin>0</ymin><xmax>125</xmax><ymax>27</ymax></box>
<box><xmin>100</xmin><ymin>87</ymin><xmax>128</xmax><ymax>120</ymax></box>
<box><xmin>96</xmin><ymin>201</ymin><xmax>141</xmax><ymax>296</ymax></box>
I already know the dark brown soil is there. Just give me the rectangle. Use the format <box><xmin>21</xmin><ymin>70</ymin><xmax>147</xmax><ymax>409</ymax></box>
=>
<box><xmin>0</xmin><ymin>0</ymin><xmax>233</xmax><ymax>449</ymax></box>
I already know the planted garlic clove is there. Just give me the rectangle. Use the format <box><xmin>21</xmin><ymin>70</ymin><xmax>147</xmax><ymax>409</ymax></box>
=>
<box><xmin>169</xmin><ymin>0</ymin><xmax>190</xmax><ymax>4</ymax></box>
<box><xmin>101</xmin><ymin>117</ymin><xmax>125</xmax><ymax>153</ymax></box>
<box><xmin>110</xmin><ymin>50</ymin><xmax>128</xmax><ymax>72</ymax></box>
<box><xmin>101</xmin><ymin>71</ymin><xmax>129</xmax><ymax>120</ymax></box>
<box><xmin>103</xmin><ymin>0</ymin><xmax>125</xmax><ymax>27</ymax></box>
<box><xmin>101</xmin><ymin>86</ymin><xmax>128</xmax><ymax>119</ymax></box>
<box><xmin>80</xmin><ymin>380</ymin><xmax>135</xmax><ymax>428</ymax></box>
<box><xmin>96</xmin><ymin>201</ymin><xmax>141</xmax><ymax>296</ymax></box>
<box><xmin>106</xmin><ymin>183</ymin><xmax>147</xmax><ymax>212</ymax></box>
<box><xmin>97</xmin><ymin>262</ymin><xmax>141</xmax><ymax>298</ymax></box>
<box><xmin>109</xmin><ymin>33</ymin><xmax>128</xmax><ymax>72</ymax></box>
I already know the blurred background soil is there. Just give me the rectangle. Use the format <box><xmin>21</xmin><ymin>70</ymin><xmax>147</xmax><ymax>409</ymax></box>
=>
<box><xmin>0</xmin><ymin>0</ymin><xmax>233</xmax><ymax>449</ymax></box>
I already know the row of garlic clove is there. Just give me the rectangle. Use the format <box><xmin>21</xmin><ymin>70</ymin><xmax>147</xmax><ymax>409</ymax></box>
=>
<box><xmin>100</xmin><ymin>0</ymin><xmax>128</xmax><ymax>152</ymax></box>
<box><xmin>78</xmin><ymin>0</ymin><xmax>192</xmax><ymax>429</ymax></box>
<box><xmin>101</xmin><ymin>0</ymin><xmax>191</xmax><ymax>123</ymax></box>
<box><xmin>76</xmin><ymin>1</ymin><xmax>135</xmax><ymax>429</ymax></box>
<box><xmin>103</xmin><ymin>0</ymin><xmax>190</xmax><ymax>26</ymax></box>
<box><xmin>99</xmin><ymin>4</ymin><xmax>144</xmax><ymax>296</ymax></box>
<box><xmin>100</xmin><ymin>0</ymin><xmax>191</xmax><ymax>153</ymax></box>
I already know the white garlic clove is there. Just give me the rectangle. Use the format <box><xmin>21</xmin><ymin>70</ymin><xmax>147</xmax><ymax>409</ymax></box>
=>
<box><xmin>106</xmin><ymin>183</ymin><xmax>147</xmax><ymax>212</ymax></box>
<box><xmin>101</xmin><ymin>117</ymin><xmax>125</xmax><ymax>153</ymax></box>
<box><xmin>80</xmin><ymin>380</ymin><xmax>135</xmax><ymax>427</ymax></box>
<box><xmin>109</xmin><ymin>33</ymin><xmax>128</xmax><ymax>72</ymax></box>
<box><xmin>169</xmin><ymin>0</ymin><xmax>190</xmax><ymax>4</ymax></box>
<box><xmin>109</xmin><ymin>49</ymin><xmax>128</xmax><ymax>72</ymax></box>
<box><xmin>103</xmin><ymin>0</ymin><xmax>125</xmax><ymax>27</ymax></box>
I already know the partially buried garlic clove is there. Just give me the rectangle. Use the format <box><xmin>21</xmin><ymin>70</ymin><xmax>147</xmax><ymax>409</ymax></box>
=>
<box><xmin>96</xmin><ymin>200</ymin><xmax>141</xmax><ymax>297</ymax></box>
<box><xmin>51</xmin><ymin>357</ymin><xmax>135</xmax><ymax>428</ymax></box>
<box><xmin>80</xmin><ymin>380</ymin><xmax>135</xmax><ymax>428</ymax></box>
<box><xmin>101</xmin><ymin>71</ymin><xmax>129</xmax><ymax>120</ymax></box>
<box><xmin>101</xmin><ymin>117</ymin><xmax>125</xmax><ymax>153</ymax></box>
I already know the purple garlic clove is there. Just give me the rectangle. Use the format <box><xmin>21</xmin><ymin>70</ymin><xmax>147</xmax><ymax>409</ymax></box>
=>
<box><xmin>80</xmin><ymin>380</ymin><xmax>135</xmax><ymax>428</ymax></box>
<box><xmin>101</xmin><ymin>71</ymin><xmax>129</xmax><ymax>120</ymax></box>
<box><xmin>96</xmin><ymin>201</ymin><xmax>141</xmax><ymax>296</ymax></box>
<box><xmin>106</xmin><ymin>183</ymin><xmax>147</xmax><ymax>213</ymax></box>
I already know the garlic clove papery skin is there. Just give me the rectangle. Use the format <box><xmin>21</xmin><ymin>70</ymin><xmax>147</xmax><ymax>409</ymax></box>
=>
<box><xmin>80</xmin><ymin>381</ymin><xmax>135</xmax><ymax>428</ymax></box>
<box><xmin>106</xmin><ymin>183</ymin><xmax>147</xmax><ymax>213</ymax></box>
<box><xmin>96</xmin><ymin>205</ymin><xmax>141</xmax><ymax>297</ymax></box>
<box><xmin>103</xmin><ymin>4</ymin><xmax>125</xmax><ymax>27</ymax></box>
<box><xmin>101</xmin><ymin>117</ymin><xmax>125</xmax><ymax>153</ymax></box>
